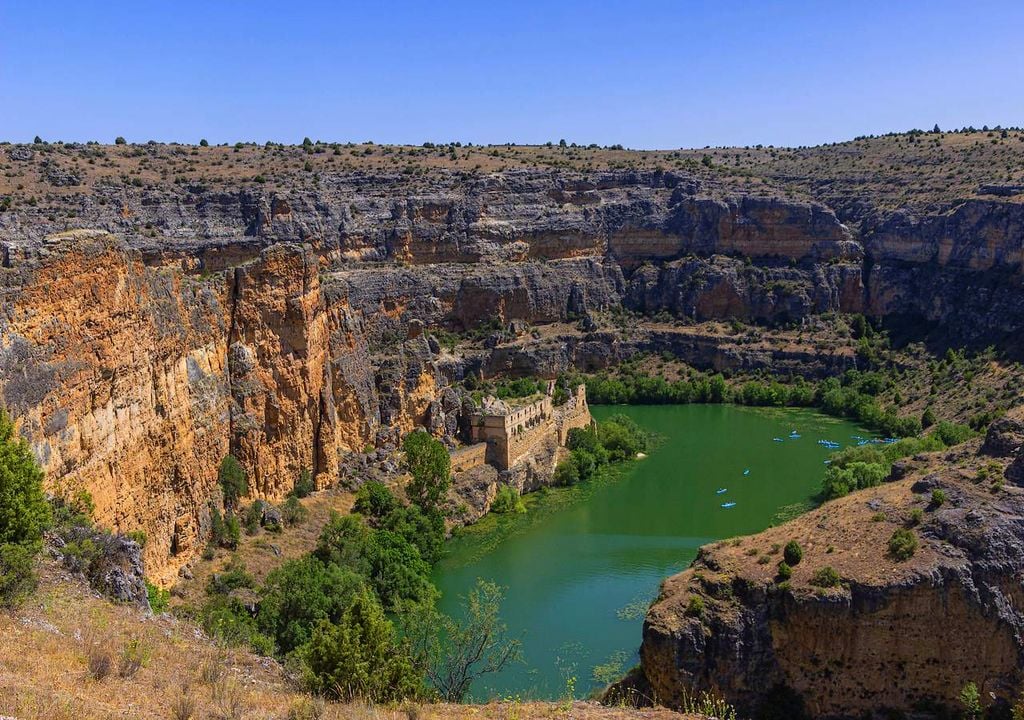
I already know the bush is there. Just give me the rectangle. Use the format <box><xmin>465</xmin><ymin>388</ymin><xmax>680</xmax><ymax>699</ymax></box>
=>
<box><xmin>381</xmin><ymin>505</ymin><xmax>445</xmax><ymax>565</ymax></box>
<box><xmin>292</xmin><ymin>468</ymin><xmax>315</xmax><ymax>499</ymax></box>
<box><xmin>685</xmin><ymin>596</ymin><xmax>704</xmax><ymax>618</ymax></box>
<box><xmin>776</xmin><ymin>561</ymin><xmax>792</xmax><ymax>580</ymax></box>
<box><xmin>243</xmin><ymin>502</ymin><xmax>262</xmax><ymax>536</ymax></box>
<box><xmin>146</xmin><ymin>579</ymin><xmax>170</xmax><ymax>613</ymax></box>
<box><xmin>490</xmin><ymin>485</ymin><xmax>525</xmax><ymax>514</ymax></box>
<box><xmin>299</xmin><ymin>590</ymin><xmax>422</xmax><ymax>702</ymax></box>
<box><xmin>0</xmin><ymin>408</ymin><xmax>51</xmax><ymax>548</ymax></box>
<box><xmin>553</xmin><ymin>456</ymin><xmax>581</xmax><ymax>486</ymax></box>
<box><xmin>206</xmin><ymin>557</ymin><xmax>255</xmax><ymax>596</ymax></box>
<box><xmin>223</xmin><ymin>513</ymin><xmax>241</xmax><ymax>550</ymax></box>
<box><xmin>908</xmin><ymin>508</ymin><xmax>924</xmax><ymax>526</ymax></box>
<box><xmin>281</xmin><ymin>496</ymin><xmax>308</xmax><ymax>526</ymax></box>
<box><xmin>353</xmin><ymin>481</ymin><xmax>398</xmax><ymax>521</ymax></box>
<box><xmin>114</xmin><ymin>136</ymin><xmax>126</xmax><ymax>145</ymax></box>
<box><xmin>810</xmin><ymin>566</ymin><xmax>841</xmax><ymax>588</ymax></box>
<box><xmin>783</xmin><ymin>540</ymin><xmax>803</xmax><ymax>566</ymax></box>
<box><xmin>201</xmin><ymin>595</ymin><xmax>273</xmax><ymax>655</ymax></box>
<box><xmin>0</xmin><ymin>543</ymin><xmax>37</xmax><ymax>608</ymax></box>
<box><xmin>218</xmin><ymin>455</ymin><xmax>248</xmax><ymax>510</ymax></box>
<box><xmin>888</xmin><ymin>528</ymin><xmax>918</xmax><ymax>561</ymax></box>
<box><xmin>931</xmin><ymin>489</ymin><xmax>947</xmax><ymax>507</ymax></box>
<box><xmin>257</xmin><ymin>556</ymin><xmax>365</xmax><ymax>655</ymax></box>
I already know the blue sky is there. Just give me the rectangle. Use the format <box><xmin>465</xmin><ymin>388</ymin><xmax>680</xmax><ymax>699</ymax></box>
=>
<box><xmin>2</xmin><ymin>0</ymin><xmax>1022</xmax><ymax>149</ymax></box>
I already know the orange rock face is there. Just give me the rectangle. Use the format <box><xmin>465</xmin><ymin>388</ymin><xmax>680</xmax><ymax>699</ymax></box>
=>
<box><xmin>0</xmin><ymin>232</ymin><xmax>431</xmax><ymax>583</ymax></box>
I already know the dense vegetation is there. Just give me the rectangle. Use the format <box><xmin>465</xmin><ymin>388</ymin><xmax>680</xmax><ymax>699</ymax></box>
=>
<box><xmin>199</xmin><ymin>431</ymin><xmax>518</xmax><ymax>704</ymax></box>
<box><xmin>553</xmin><ymin>414</ymin><xmax>650</xmax><ymax>487</ymax></box>
<box><xmin>585</xmin><ymin>366</ymin><xmax>928</xmax><ymax>438</ymax></box>
<box><xmin>821</xmin><ymin>421</ymin><xmax>975</xmax><ymax>499</ymax></box>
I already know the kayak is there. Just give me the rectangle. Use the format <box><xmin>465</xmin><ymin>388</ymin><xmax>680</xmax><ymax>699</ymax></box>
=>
<box><xmin>721</xmin><ymin>502</ymin><xmax>737</xmax><ymax>509</ymax></box>
<box><xmin>716</xmin><ymin>488</ymin><xmax>728</xmax><ymax>494</ymax></box>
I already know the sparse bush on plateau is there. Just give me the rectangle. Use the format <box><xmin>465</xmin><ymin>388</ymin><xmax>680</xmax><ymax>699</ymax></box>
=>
<box><xmin>888</xmin><ymin>528</ymin><xmax>918</xmax><ymax>561</ymax></box>
<box><xmin>783</xmin><ymin>540</ymin><xmax>803</xmax><ymax>566</ymax></box>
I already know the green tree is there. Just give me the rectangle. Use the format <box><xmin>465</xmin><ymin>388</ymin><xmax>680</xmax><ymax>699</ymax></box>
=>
<box><xmin>114</xmin><ymin>136</ymin><xmax>126</xmax><ymax>145</ymax></box>
<box><xmin>405</xmin><ymin>580</ymin><xmax>521</xmax><ymax>702</ymax></box>
<box><xmin>709</xmin><ymin>373</ymin><xmax>727</xmax><ymax>402</ymax></box>
<box><xmin>199</xmin><ymin>138</ymin><xmax>209</xmax><ymax>147</ymax></box>
<box><xmin>960</xmin><ymin>682</ymin><xmax>982</xmax><ymax>720</ymax></box>
<box><xmin>888</xmin><ymin>528</ymin><xmax>918</xmax><ymax>561</ymax></box>
<box><xmin>300</xmin><ymin>590</ymin><xmax>422</xmax><ymax>702</ymax></box>
<box><xmin>257</xmin><ymin>556</ymin><xmax>365</xmax><ymax>654</ymax></box>
<box><xmin>353</xmin><ymin>480</ymin><xmax>398</xmax><ymax>521</ymax></box>
<box><xmin>218</xmin><ymin>455</ymin><xmax>248</xmax><ymax>510</ymax></box>
<box><xmin>403</xmin><ymin>431</ymin><xmax>451</xmax><ymax>512</ymax></box>
<box><xmin>0</xmin><ymin>408</ymin><xmax>51</xmax><ymax>548</ymax></box>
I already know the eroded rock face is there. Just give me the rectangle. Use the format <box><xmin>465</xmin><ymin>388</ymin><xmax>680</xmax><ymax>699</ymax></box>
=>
<box><xmin>3</xmin><ymin>167</ymin><xmax>1024</xmax><ymax>586</ymax></box>
<box><xmin>637</xmin><ymin>448</ymin><xmax>1024</xmax><ymax>719</ymax></box>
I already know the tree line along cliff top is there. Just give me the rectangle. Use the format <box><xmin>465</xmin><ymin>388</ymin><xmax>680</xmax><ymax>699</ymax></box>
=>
<box><xmin>2</xmin><ymin>127</ymin><xmax>1023</xmax><ymax>220</ymax></box>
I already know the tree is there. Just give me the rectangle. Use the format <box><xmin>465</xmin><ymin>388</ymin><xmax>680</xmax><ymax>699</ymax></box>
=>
<box><xmin>114</xmin><ymin>136</ymin><xmax>126</xmax><ymax>145</ymax></box>
<box><xmin>709</xmin><ymin>373</ymin><xmax>727</xmax><ymax>402</ymax></box>
<box><xmin>199</xmin><ymin>138</ymin><xmax>209</xmax><ymax>147</ymax></box>
<box><xmin>0</xmin><ymin>408</ymin><xmax>51</xmax><ymax>548</ymax></box>
<box><xmin>257</xmin><ymin>556</ymin><xmax>365</xmax><ymax>654</ymax></box>
<box><xmin>403</xmin><ymin>431</ymin><xmax>450</xmax><ymax>512</ymax></box>
<box><xmin>218</xmin><ymin>455</ymin><xmax>247</xmax><ymax>510</ymax></box>
<box><xmin>353</xmin><ymin>480</ymin><xmax>398</xmax><ymax>521</ymax></box>
<box><xmin>406</xmin><ymin>580</ymin><xmax>521</xmax><ymax>702</ymax></box>
<box><xmin>300</xmin><ymin>590</ymin><xmax>422</xmax><ymax>702</ymax></box>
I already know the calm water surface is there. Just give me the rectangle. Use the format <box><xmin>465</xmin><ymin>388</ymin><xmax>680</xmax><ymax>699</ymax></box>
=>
<box><xmin>432</xmin><ymin>404</ymin><xmax>863</xmax><ymax>700</ymax></box>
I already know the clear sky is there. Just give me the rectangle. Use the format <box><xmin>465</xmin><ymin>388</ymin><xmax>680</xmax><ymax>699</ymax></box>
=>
<box><xmin>2</xmin><ymin>0</ymin><xmax>1022</xmax><ymax>149</ymax></box>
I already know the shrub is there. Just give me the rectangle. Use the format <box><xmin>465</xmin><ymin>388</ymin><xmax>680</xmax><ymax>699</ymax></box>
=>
<box><xmin>223</xmin><ymin>513</ymin><xmax>241</xmax><ymax>549</ymax></box>
<box><xmin>931</xmin><ymin>489</ymin><xmax>947</xmax><ymax>507</ymax></box>
<box><xmin>199</xmin><ymin>138</ymin><xmax>209</xmax><ymax>147</ymax></box>
<box><xmin>201</xmin><ymin>595</ymin><xmax>273</xmax><ymax>655</ymax></box>
<box><xmin>281</xmin><ymin>495</ymin><xmax>308</xmax><ymax>526</ymax></box>
<box><xmin>0</xmin><ymin>543</ymin><xmax>37</xmax><ymax>608</ymax></box>
<box><xmin>242</xmin><ymin>502</ymin><xmax>262</xmax><ymax>535</ymax></box>
<box><xmin>960</xmin><ymin>682</ymin><xmax>982</xmax><ymax>720</ymax></box>
<box><xmin>299</xmin><ymin>590</ymin><xmax>422</xmax><ymax>702</ymax></box>
<box><xmin>553</xmin><ymin>456</ymin><xmax>581</xmax><ymax>486</ymax></box>
<box><xmin>218</xmin><ymin>455</ymin><xmax>248</xmax><ymax>510</ymax></box>
<box><xmin>86</xmin><ymin>638</ymin><xmax>114</xmax><ymax>680</ymax></box>
<box><xmin>810</xmin><ymin>566</ymin><xmax>841</xmax><ymax>588</ymax></box>
<box><xmin>292</xmin><ymin>468</ymin><xmax>315</xmax><ymax>498</ymax></box>
<box><xmin>403</xmin><ymin>431</ymin><xmax>451</xmax><ymax>512</ymax></box>
<box><xmin>685</xmin><ymin>595</ymin><xmax>704</xmax><ymax>618</ymax></box>
<box><xmin>381</xmin><ymin>505</ymin><xmax>445</xmax><ymax>565</ymax></box>
<box><xmin>353</xmin><ymin>480</ymin><xmax>398</xmax><ymax>521</ymax></box>
<box><xmin>888</xmin><ymin>528</ymin><xmax>918</xmax><ymax>561</ymax></box>
<box><xmin>777</xmin><ymin>561</ymin><xmax>792</xmax><ymax>580</ymax></box>
<box><xmin>0</xmin><ymin>408</ymin><xmax>51</xmax><ymax>548</ymax></box>
<box><xmin>206</xmin><ymin>558</ymin><xmax>255</xmax><ymax>596</ymax></box>
<box><xmin>490</xmin><ymin>485</ymin><xmax>525</xmax><ymax>514</ymax></box>
<box><xmin>125</xmin><ymin>530</ymin><xmax>147</xmax><ymax>548</ymax></box>
<box><xmin>783</xmin><ymin>540</ymin><xmax>803</xmax><ymax>566</ymax></box>
<box><xmin>118</xmin><ymin>637</ymin><xmax>150</xmax><ymax>678</ymax></box>
<box><xmin>146</xmin><ymin>579</ymin><xmax>170</xmax><ymax>613</ymax></box>
<box><xmin>114</xmin><ymin>136</ymin><xmax>126</xmax><ymax>145</ymax></box>
<box><xmin>908</xmin><ymin>508</ymin><xmax>924</xmax><ymax>526</ymax></box>
<box><xmin>257</xmin><ymin>556</ymin><xmax>365</xmax><ymax>655</ymax></box>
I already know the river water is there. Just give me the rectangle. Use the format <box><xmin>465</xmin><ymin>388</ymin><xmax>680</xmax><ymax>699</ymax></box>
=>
<box><xmin>432</xmin><ymin>404</ymin><xmax>863</xmax><ymax>700</ymax></box>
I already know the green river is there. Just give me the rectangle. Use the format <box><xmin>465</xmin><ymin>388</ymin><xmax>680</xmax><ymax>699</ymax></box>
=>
<box><xmin>432</xmin><ymin>404</ymin><xmax>864</xmax><ymax>701</ymax></box>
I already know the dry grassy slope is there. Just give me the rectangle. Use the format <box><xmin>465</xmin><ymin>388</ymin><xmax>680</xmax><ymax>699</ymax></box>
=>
<box><xmin>0</xmin><ymin>558</ymin><xmax>695</xmax><ymax>720</ymax></box>
<box><xmin>2</xmin><ymin>129</ymin><xmax>1022</xmax><ymax>216</ymax></box>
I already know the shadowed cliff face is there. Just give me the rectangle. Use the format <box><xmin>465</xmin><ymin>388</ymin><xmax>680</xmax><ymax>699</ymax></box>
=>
<box><xmin>2</xmin><ymin>168</ymin><xmax>1023</xmax><ymax>583</ymax></box>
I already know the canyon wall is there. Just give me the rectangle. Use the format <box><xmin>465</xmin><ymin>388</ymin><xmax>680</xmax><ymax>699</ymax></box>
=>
<box><xmin>2</xmin><ymin>167</ymin><xmax>1023</xmax><ymax>583</ymax></box>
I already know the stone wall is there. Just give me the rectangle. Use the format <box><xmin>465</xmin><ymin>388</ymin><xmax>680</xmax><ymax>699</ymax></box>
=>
<box><xmin>450</xmin><ymin>442</ymin><xmax>487</xmax><ymax>473</ymax></box>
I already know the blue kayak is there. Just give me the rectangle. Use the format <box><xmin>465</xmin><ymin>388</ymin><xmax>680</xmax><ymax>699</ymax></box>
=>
<box><xmin>721</xmin><ymin>502</ymin><xmax>737</xmax><ymax>509</ymax></box>
<box><xmin>773</xmin><ymin>437</ymin><xmax>785</xmax><ymax>442</ymax></box>
<box><xmin>716</xmin><ymin>488</ymin><xmax>728</xmax><ymax>494</ymax></box>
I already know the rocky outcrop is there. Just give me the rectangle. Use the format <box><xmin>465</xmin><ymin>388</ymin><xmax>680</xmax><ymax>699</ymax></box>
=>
<box><xmin>637</xmin><ymin>446</ymin><xmax>1024</xmax><ymax>719</ymax></box>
